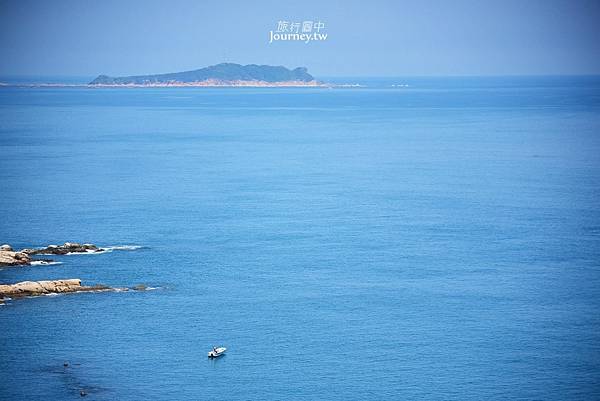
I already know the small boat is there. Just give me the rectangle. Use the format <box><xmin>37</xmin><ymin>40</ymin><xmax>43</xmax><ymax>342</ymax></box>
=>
<box><xmin>208</xmin><ymin>347</ymin><xmax>227</xmax><ymax>358</ymax></box>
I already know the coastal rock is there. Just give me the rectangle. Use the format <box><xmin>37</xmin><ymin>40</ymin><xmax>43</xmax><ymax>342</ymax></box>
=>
<box><xmin>22</xmin><ymin>242</ymin><xmax>104</xmax><ymax>255</ymax></box>
<box><xmin>0</xmin><ymin>244</ymin><xmax>13</xmax><ymax>251</ymax></box>
<box><xmin>0</xmin><ymin>279</ymin><xmax>83</xmax><ymax>296</ymax></box>
<box><xmin>0</xmin><ymin>250</ymin><xmax>32</xmax><ymax>266</ymax></box>
<box><xmin>0</xmin><ymin>279</ymin><xmax>118</xmax><ymax>300</ymax></box>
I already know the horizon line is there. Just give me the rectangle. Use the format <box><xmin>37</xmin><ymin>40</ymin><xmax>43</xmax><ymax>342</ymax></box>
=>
<box><xmin>2</xmin><ymin>73</ymin><xmax>600</xmax><ymax>80</ymax></box>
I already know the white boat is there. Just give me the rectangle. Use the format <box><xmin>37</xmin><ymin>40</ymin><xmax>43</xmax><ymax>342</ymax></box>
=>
<box><xmin>208</xmin><ymin>347</ymin><xmax>227</xmax><ymax>358</ymax></box>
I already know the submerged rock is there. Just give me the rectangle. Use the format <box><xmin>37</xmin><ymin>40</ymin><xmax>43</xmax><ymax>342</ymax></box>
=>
<box><xmin>21</xmin><ymin>242</ymin><xmax>105</xmax><ymax>256</ymax></box>
<box><xmin>132</xmin><ymin>284</ymin><xmax>147</xmax><ymax>291</ymax></box>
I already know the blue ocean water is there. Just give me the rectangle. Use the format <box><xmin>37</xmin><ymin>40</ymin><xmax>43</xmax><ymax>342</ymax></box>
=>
<box><xmin>1</xmin><ymin>77</ymin><xmax>600</xmax><ymax>400</ymax></box>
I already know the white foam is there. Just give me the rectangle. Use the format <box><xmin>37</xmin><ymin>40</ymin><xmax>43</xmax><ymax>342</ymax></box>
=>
<box><xmin>63</xmin><ymin>245</ymin><xmax>144</xmax><ymax>255</ymax></box>
<box><xmin>30</xmin><ymin>261</ymin><xmax>63</xmax><ymax>266</ymax></box>
<box><xmin>64</xmin><ymin>250</ymin><xmax>109</xmax><ymax>255</ymax></box>
<box><xmin>132</xmin><ymin>286</ymin><xmax>161</xmax><ymax>291</ymax></box>
<box><xmin>105</xmin><ymin>245</ymin><xmax>144</xmax><ymax>251</ymax></box>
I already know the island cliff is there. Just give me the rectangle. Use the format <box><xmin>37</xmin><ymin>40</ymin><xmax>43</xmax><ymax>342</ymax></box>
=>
<box><xmin>89</xmin><ymin>63</ymin><xmax>319</xmax><ymax>87</ymax></box>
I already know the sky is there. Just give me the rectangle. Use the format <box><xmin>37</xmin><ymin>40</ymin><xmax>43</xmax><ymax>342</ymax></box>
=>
<box><xmin>0</xmin><ymin>0</ymin><xmax>599</xmax><ymax>78</ymax></box>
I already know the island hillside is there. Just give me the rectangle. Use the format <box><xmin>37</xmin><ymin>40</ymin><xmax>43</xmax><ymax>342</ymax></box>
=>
<box><xmin>89</xmin><ymin>63</ymin><xmax>318</xmax><ymax>86</ymax></box>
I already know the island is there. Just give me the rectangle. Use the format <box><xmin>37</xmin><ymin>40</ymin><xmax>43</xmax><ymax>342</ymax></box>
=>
<box><xmin>89</xmin><ymin>63</ymin><xmax>322</xmax><ymax>87</ymax></box>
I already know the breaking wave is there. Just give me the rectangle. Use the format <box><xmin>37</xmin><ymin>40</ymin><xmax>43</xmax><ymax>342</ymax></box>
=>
<box><xmin>105</xmin><ymin>245</ymin><xmax>144</xmax><ymax>251</ymax></box>
<box><xmin>30</xmin><ymin>261</ymin><xmax>63</xmax><ymax>266</ymax></box>
<box><xmin>64</xmin><ymin>245</ymin><xmax>145</xmax><ymax>255</ymax></box>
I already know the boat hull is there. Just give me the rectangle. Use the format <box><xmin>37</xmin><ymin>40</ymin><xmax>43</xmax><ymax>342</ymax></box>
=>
<box><xmin>208</xmin><ymin>347</ymin><xmax>227</xmax><ymax>358</ymax></box>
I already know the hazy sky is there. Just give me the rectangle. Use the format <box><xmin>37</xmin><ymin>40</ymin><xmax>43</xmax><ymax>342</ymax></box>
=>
<box><xmin>1</xmin><ymin>0</ymin><xmax>599</xmax><ymax>77</ymax></box>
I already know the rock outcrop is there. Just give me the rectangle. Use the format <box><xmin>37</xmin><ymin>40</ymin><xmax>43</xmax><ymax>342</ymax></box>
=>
<box><xmin>0</xmin><ymin>279</ymin><xmax>125</xmax><ymax>302</ymax></box>
<box><xmin>0</xmin><ymin>242</ymin><xmax>107</xmax><ymax>266</ymax></box>
<box><xmin>0</xmin><ymin>250</ymin><xmax>32</xmax><ymax>266</ymax></box>
<box><xmin>21</xmin><ymin>242</ymin><xmax>104</xmax><ymax>255</ymax></box>
<box><xmin>0</xmin><ymin>241</ymin><xmax>152</xmax><ymax>305</ymax></box>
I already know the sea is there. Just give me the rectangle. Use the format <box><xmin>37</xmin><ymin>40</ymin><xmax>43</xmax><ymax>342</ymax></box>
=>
<box><xmin>1</xmin><ymin>76</ymin><xmax>599</xmax><ymax>400</ymax></box>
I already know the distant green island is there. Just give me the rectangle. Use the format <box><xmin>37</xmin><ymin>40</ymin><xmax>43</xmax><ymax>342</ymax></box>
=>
<box><xmin>89</xmin><ymin>63</ymin><xmax>321</xmax><ymax>87</ymax></box>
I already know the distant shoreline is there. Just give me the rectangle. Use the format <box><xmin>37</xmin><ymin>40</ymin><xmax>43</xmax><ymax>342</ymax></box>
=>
<box><xmin>88</xmin><ymin>79</ymin><xmax>327</xmax><ymax>88</ymax></box>
<box><xmin>0</xmin><ymin>63</ymin><xmax>359</xmax><ymax>88</ymax></box>
<box><xmin>0</xmin><ymin>81</ymin><xmax>362</xmax><ymax>88</ymax></box>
